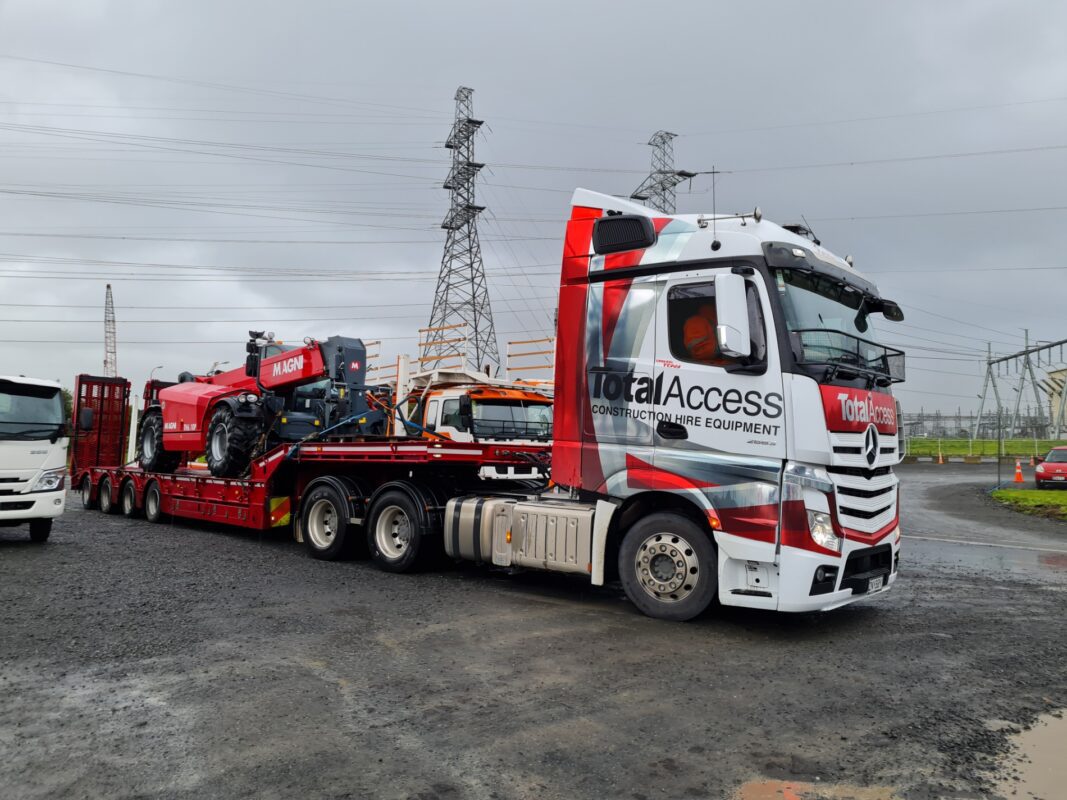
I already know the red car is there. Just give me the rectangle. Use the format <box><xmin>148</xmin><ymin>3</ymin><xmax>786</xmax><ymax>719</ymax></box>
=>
<box><xmin>1035</xmin><ymin>446</ymin><xmax>1067</xmax><ymax>489</ymax></box>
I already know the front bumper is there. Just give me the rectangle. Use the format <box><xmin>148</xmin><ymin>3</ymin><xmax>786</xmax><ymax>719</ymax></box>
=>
<box><xmin>775</xmin><ymin>529</ymin><xmax>900</xmax><ymax>612</ymax></box>
<box><xmin>0</xmin><ymin>487</ymin><xmax>66</xmax><ymax>522</ymax></box>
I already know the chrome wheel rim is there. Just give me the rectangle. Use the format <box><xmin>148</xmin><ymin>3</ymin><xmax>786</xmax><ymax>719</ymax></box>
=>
<box><xmin>100</xmin><ymin>481</ymin><xmax>111</xmax><ymax>511</ymax></box>
<box><xmin>122</xmin><ymin>485</ymin><xmax>134</xmax><ymax>513</ymax></box>
<box><xmin>375</xmin><ymin>505</ymin><xmax>411</xmax><ymax>560</ymax></box>
<box><xmin>146</xmin><ymin>489</ymin><xmax>159</xmax><ymax>518</ymax></box>
<box><xmin>634</xmin><ymin>532</ymin><xmax>700</xmax><ymax>603</ymax></box>
<box><xmin>81</xmin><ymin>477</ymin><xmax>91</xmax><ymax>505</ymax></box>
<box><xmin>306</xmin><ymin>498</ymin><xmax>338</xmax><ymax>550</ymax></box>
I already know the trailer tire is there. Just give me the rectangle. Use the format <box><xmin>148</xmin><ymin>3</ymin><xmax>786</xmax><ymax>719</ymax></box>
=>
<box><xmin>137</xmin><ymin>408</ymin><xmax>181</xmax><ymax>473</ymax></box>
<box><xmin>301</xmin><ymin>484</ymin><xmax>355</xmax><ymax>561</ymax></box>
<box><xmin>144</xmin><ymin>482</ymin><xmax>165</xmax><ymax>523</ymax></box>
<box><xmin>205</xmin><ymin>405</ymin><xmax>260</xmax><ymax>478</ymax></box>
<box><xmin>98</xmin><ymin>477</ymin><xmax>116</xmax><ymax>514</ymax></box>
<box><xmin>618</xmin><ymin>512</ymin><xmax>717</xmax><ymax>621</ymax></box>
<box><xmin>29</xmin><ymin>519</ymin><xmax>51</xmax><ymax>542</ymax></box>
<box><xmin>80</xmin><ymin>475</ymin><xmax>95</xmax><ymax>510</ymax></box>
<box><xmin>119</xmin><ymin>480</ymin><xmax>139</xmax><ymax>517</ymax></box>
<box><xmin>367</xmin><ymin>490</ymin><xmax>425</xmax><ymax>573</ymax></box>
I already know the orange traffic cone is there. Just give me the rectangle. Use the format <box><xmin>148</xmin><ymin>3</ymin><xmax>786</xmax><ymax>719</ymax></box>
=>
<box><xmin>1014</xmin><ymin>459</ymin><xmax>1024</xmax><ymax>483</ymax></box>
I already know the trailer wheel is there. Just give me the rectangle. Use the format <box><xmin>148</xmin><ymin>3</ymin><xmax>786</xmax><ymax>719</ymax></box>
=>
<box><xmin>301</xmin><ymin>484</ymin><xmax>353</xmax><ymax>560</ymax></box>
<box><xmin>144</xmin><ymin>482</ymin><xmax>165</xmax><ymax>523</ymax></box>
<box><xmin>137</xmin><ymin>409</ymin><xmax>181</xmax><ymax>473</ymax></box>
<box><xmin>367</xmin><ymin>491</ymin><xmax>424</xmax><ymax>573</ymax></box>
<box><xmin>98</xmin><ymin>477</ymin><xmax>116</xmax><ymax>514</ymax></box>
<box><xmin>205</xmin><ymin>405</ymin><xmax>260</xmax><ymax>478</ymax></box>
<box><xmin>80</xmin><ymin>475</ymin><xmax>95</xmax><ymax>510</ymax></box>
<box><xmin>28</xmin><ymin>519</ymin><xmax>52</xmax><ymax>542</ymax></box>
<box><xmin>618</xmin><ymin>512</ymin><xmax>717</xmax><ymax>621</ymax></box>
<box><xmin>119</xmin><ymin>480</ymin><xmax>139</xmax><ymax>517</ymax></box>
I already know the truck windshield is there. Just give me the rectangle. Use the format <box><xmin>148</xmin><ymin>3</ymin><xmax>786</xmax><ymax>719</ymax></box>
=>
<box><xmin>775</xmin><ymin>270</ymin><xmax>905</xmax><ymax>383</ymax></box>
<box><xmin>472</xmin><ymin>401</ymin><xmax>553</xmax><ymax>441</ymax></box>
<box><xmin>0</xmin><ymin>380</ymin><xmax>64</xmax><ymax>439</ymax></box>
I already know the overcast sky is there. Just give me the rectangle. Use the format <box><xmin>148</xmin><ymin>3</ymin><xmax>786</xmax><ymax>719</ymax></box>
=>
<box><xmin>1</xmin><ymin>0</ymin><xmax>1065</xmax><ymax>416</ymax></box>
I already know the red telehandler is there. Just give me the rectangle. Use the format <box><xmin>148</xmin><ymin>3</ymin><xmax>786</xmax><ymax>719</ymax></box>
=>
<box><xmin>138</xmin><ymin>332</ymin><xmax>388</xmax><ymax>478</ymax></box>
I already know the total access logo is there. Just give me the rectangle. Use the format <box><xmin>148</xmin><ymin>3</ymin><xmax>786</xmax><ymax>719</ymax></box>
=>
<box><xmin>589</xmin><ymin>370</ymin><xmax>784</xmax><ymax>438</ymax></box>
<box><xmin>821</xmin><ymin>385</ymin><xmax>896</xmax><ymax>433</ymax></box>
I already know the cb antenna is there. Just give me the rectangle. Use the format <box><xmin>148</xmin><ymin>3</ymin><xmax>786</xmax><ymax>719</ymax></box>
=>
<box><xmin>800</xmin><ymin>214</ymin><xmax>821</xmax><ymax>246</ymax></box>
<box><xmin>711</xmin><ymin>166</ymin><xmax>721</xmax><ymax>251</ymax></box>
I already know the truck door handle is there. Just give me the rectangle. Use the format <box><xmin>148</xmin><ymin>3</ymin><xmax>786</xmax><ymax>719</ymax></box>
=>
<box><xmin>656</xmin><ymin>420</ymin><xmax>688</xmax><ymax>440</ymax></box>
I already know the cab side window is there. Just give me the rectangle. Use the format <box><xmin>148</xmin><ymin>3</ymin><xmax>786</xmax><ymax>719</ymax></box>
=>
<box><xmin>425</xmin><ymin>399</ymin><xmax>440</xmax><ymax>429</ymax></box>
<box><xmin>440</xmin><ymin>399</ymin><xmax>462</xmax><ymax>429</ymax></box>
<box><xmin>667</xmin><ymin>280</ymin><xmax>767</xmax><ymax>367</ymax></box>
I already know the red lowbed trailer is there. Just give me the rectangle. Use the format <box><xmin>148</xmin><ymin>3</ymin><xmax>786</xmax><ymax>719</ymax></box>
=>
<box><xmin>71</xmin><ymin>375</ymin><xmax>550</xmax><ymax>565</ymax></box>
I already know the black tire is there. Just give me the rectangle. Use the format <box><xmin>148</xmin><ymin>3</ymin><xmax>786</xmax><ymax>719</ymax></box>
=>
<box><xmin>367</xmin><ymin>490</ymin><xmax>426</xmax><ymax>573</ymax></box>
<box><xmin>205</xmin><ymin>405</ymin><xmax>260</xmax><ymax>478</ymax></box>
<box><xmin>120</xmin><ymin>480</ymin><xmax>139</xmax><ymax>517</ymax></box>
<box><xmin>137</xmin><ymin>409</ymin><xmax>181</xmax><ymax>473</ymax></box>
<box><xmin>29</xmin><ymin>519</ymin><xmax>51</xmax><ymax>543</ymax></box>
<box><xmin>80</xmin><ymin>475</ymin><xmax>95</xmax><ymax>510</ymax></box>
<box><xmin>144</xmin><ymin>482</ymin><xmax>165</xmax><ymax>523</ymax></box>
<box><xmin>617</xmin><ymin>512</ymin><xmax>718</xmax><ymax>621</ymax></box>
<box><xmin>98</xmin><ymin>477</ymin><xmax>116</xmax><ymax>514</ymax></box>
<box><xmin>301</xmin><ymin>484</ymin><xmax>356</xmax><ymax>560</ymax></box>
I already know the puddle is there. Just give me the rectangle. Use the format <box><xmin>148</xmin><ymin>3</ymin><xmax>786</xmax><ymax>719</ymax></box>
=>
<box><xmin>995</xmin><ymin>712</ymin><xmax>1067</xmax><ymax>800</ymax></box>
<box><xmin>733</xmin><ymin>779</ymin><xmax>899</xmax><ymax>799</ymax></box>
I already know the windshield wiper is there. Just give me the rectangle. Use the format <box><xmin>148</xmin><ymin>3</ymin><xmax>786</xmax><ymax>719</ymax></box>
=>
<box><xmin>0</xmin><ymin>425</ymin><xmax>66</xmax><ymax>441</ymax></box>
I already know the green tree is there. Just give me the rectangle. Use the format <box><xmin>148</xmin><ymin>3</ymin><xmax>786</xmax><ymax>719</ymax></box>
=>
<box><xmin>61</xmin><ymin>388</ymin><xmax>73</xmax><ymax>420</ymax></box>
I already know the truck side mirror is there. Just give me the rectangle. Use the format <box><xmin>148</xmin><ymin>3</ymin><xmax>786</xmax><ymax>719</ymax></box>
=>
<box><xmin>714</xmin><ymin>273</ymin><xmax>752</xmax><ymax>359</ymax></box>
<box><xmin>458</xmin><ymin>394</ymin><xmax>473</xmax><ymax>432</ymax></box>
<box><xmin>245</xmin><ymin>352</ymin><xmax>260</xmax><ymax>378</ymax></box>
<box><xmin>78</xmin><ymin>407</ymin><xmax>94</xmax><ymax>432</ymax></box>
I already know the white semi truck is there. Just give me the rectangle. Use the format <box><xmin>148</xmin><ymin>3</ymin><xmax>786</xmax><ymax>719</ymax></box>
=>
<box><xmin>0</xmin><ymin>375</ymin><xmax>69</xmax><ymax>542</ymax></box>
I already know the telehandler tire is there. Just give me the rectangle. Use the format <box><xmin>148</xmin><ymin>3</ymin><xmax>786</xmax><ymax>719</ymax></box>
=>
<box><xmin>137</xmin><ymin>408</ymin><xmax>181</xmax><ymax>473</ymax></box>
<box><xmin>205</xmin><ymin>405</ymin><xmax>260</xmax><ymax>478</ymax></box>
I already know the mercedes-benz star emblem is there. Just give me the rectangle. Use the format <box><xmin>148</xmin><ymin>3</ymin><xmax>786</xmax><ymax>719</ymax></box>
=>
<box><xmin>863</xmin><ymin>424</ymin><xmax>879</xmax><ymax>467</ymax></box>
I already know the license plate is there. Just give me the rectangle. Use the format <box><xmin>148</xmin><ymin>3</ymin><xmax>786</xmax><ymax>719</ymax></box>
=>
<box><xmin>868</xmin><ymin>576</ymin><xmax>885</xmax><ymax>593</ymax></box>
<box><xmin>1054</xmin><ymin>476</ymin><xmax>1065</xmax><ymax>481</ymax></box>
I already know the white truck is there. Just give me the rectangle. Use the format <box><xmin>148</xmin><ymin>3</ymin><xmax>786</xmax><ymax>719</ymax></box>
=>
<box><xmin>0</xmin><ymin>375</ymin><xmax>69</xmax><ymax>542</ymax></box>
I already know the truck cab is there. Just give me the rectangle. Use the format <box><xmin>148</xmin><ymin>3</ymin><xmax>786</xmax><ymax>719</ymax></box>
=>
<box><xmin>0</xmin><ymin>376</ymin><xmax>69</xmax><ymax>542</ymax></box>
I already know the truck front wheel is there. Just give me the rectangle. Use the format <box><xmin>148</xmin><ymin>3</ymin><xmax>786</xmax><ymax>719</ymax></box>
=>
<box><xmin>137</xmin><ymin>409</ymin><xmax>181</xmax><ymax>473</ymax></box>
<box><xmin>618</xmin><ymin>513</ymin><xmax>718</xmax><ymax>621</ymax></box>
<box><xmin>205</xmin><ymin>405</ymin><xmax>260</xmax><ymax>478</ymax></box>
<box><xmin>367</xmin><ymin>491</ymin><xmax>423</xmax><ymax>573</ymax></box>
<box><xmin>29</xmin><ymin>519</ymin><xmax>51</xmax><ymax>543</ymax></box>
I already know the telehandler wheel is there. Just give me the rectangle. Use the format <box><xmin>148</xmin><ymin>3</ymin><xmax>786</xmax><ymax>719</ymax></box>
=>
<box><xmin>80</xmin><ymin>475</ymin><xmax>95</xmax><ymax>510</ymax></box>
<box><xmin>617</xmin><ymin>512</ymin><xmax>718</xmax><ymax>622</ymax></box>
<box><xmin>98</xmin><ymin>477</ymin><xmax>116</xmax><ymax>515</ymax></box>
<box><xmin>205</xmin><ymin>405</ymin><xmax>260</xmax><ymax>478</ymax></box>
<box><xmin>367</xmin><ymin>490</ymin><xmax>426</xmax><ymax>573</ymax></box>
<box><xmin>137</xmin><ymin>408</ymin><xmax>181</xmax><ymax>473</ymax></box>
<box><xmin>29</xmin><ymin>519</ymin><xmax>52</xmax><ymax>543</ymax></box>
<box><xmin>144</xmin><ymin>482</ymin><xmax>165</xmax><ymax>524</ymax></box>
<box><xmin>119</xmin><ymin>480</ymin><xmax>139</xmax><ymax>517</ymax></box>
<box><xmin>301</xmin><ymin>483</ymin><xmax>355</xmax><ymax>561</ymax></box>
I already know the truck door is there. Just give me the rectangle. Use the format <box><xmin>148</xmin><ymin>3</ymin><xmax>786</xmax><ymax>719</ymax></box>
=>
<box><xmin>652</xmin><ymin>271</ymin><xmax>786</xmax><ymax>526</ymax></box>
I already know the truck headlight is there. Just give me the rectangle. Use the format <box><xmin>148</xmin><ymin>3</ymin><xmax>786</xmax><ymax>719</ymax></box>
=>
<box><xmin>807</xmin><ymin>510</ymin><xmax>841</xmax><ymax>552</ymax></box>
<box><xmin>31</xmin><ymin>468</ymin><xmax>66</xmax><ymax>492</ymax></box>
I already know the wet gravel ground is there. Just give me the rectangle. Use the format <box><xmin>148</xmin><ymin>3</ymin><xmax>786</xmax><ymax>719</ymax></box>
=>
<box><xmin>1</xmin><ymin>463</ymin><xmax>1065</xmax><ymax>800</ymax></box>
